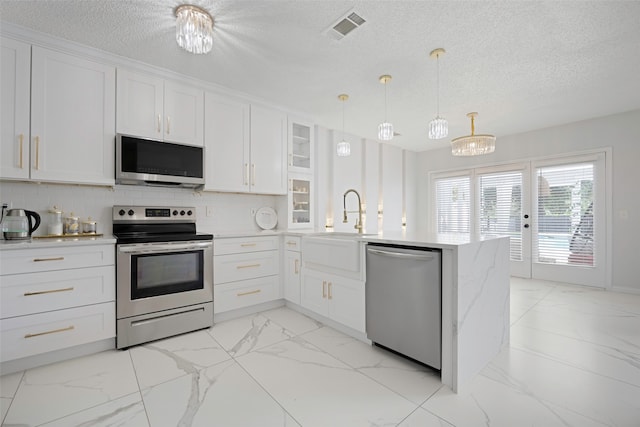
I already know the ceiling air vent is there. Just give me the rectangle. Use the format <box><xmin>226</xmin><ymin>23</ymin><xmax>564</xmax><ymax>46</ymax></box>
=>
<box><xmin>325</xmin><ymin>11</ymin><xmax>366</xmax><ymax>40</ymax></box>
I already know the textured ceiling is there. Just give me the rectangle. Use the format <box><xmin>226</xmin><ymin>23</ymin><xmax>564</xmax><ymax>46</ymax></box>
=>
<box><xmin>1</xmin><ymin>0</ymin><xmax>640</xmax><ymax>152</ymax></box>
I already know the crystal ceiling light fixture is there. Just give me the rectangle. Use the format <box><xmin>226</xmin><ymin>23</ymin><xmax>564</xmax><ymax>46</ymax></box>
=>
<box><xmin>377</xmin><ymin>75</ymin><xmax>394</xmax><ymax>141</ymax></box>
<box><xmin>336</xmin><ymin>94</ymin><xmax>351</xmax><ymax>157</ymax></box>
<box><xmin>175</xmin><ymin>5</ymin><xmax>214</xmax><ymax>54</ymax></box>
<box><xmin>451</xmin><ymin>112</ymin><xmax>496</xmax><ymax>156</ymax></box>
<box><xmin>428</xmin><ymin>48</ymin><xmax>448</xmax><ymax>140</ymax></box>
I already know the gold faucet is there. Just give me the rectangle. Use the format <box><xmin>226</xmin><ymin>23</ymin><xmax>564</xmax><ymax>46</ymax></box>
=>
<box><xmin>343</xmin><ymin>189</ymin><xmax>364</xmax><ymax>233</ymax></box>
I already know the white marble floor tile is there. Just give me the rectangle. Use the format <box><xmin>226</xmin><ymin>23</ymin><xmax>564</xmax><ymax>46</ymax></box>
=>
<box><xmin>397</xmin><ymin>407</ymin><xmax>455</xmax><ymax>427</ymax></box>
<box><xmin>302</xmin><ymin>326</ymin><xmax>443</xmax><ymax>405</ymax></box>
<box><xmin>208</xmin><ymin>313</ymin><xmax>294</xmax><ymax>357</ymax></box>
<box><xmin>3</xmin><ymin>350</ymin><xmax>139</xmax><ymax>426</ymax></box>
<box><xmin>237</xmin><ymin>336</ymin><xmax>418</xmax><ymax>427</ymax></box>
<box><xmin>511</xmin><ymin>322</ymin><xmax>640</xmax><ymax>387</ymax></box>
<box><xmin>39</xmin><ymin>392</ymin><xmax>149</xmax><ymax>427</ymax></box>
<box><xmin>261</xmin><ymin>306</ymin><xmax>323</xmax><ymax>336</ymax></box>
<box><xmin>0</xmin><ymin>371</ymin><xmax>23</xmax><ymax>398</ymax></box>
<box><xmin>482</xmin><ymin>347</ymin><xmax>640</xmax><ymax>426</ymax></box>
<box><xmin>129</xmin><ymin>329</ymin><xmax>231</xmax><ymax>389</ymax></box>
<box><xmin>142</xmin><ymin>359</ymin><xmax>298</xmax><ymax>427</ymax></box>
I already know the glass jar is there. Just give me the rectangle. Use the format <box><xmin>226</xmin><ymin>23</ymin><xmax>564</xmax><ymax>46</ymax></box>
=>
<box><xmin>82</xmin><ymin>217</ymin><xmax>97</xmax><ymax>234</ymax></box>
<box><xmin>48</xmin><ymin>206</ymin><xmax>63</xmax><ymax>236</ymax></box>
<box><xmin>63</xmin><ymin>212</ymin><xmax>79</xmax><ymax>235</ymax></box>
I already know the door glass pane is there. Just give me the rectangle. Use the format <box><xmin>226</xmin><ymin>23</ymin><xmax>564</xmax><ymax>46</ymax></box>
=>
<box><xmin>435</xmin><ymin>176</ymin><xmax>470</xmax><ymax>233</ymax></box>
<box><xmin>536</xmin><ymin>163</ymin><xmax>594</xmax><ymax>266</ymax></box>
<box><xmin>479</xmin><ymin>172</ymin><xmax>523</xmax><ymax>261</ymax></box>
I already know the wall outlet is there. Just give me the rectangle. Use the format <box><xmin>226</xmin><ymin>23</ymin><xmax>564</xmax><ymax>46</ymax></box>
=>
<box><xmin>206</xmin><ymin>206</ymin><xmax>214</xmax><ymax>217</ymax></box>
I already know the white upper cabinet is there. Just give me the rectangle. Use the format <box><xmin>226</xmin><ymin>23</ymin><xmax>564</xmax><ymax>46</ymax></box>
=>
<box><xmin>116</xmin><ymin>68</ymin><xmax>203</xmax><ymax>146</ymax></box>
<box><xmin>204</xmin><ymin>94</ymin><xmax>286</xmax><ymax>195</ymax></box>
<box><xmin>1</xmin><ymin>41</ymin><xmax>115</xmax><ymax>185</ymax></box>
<box><xmin>1</xmin><ymin>37</ymin><xmax>30</xmax><ymax>180</ymax></box>
<box><xmin>250</xmin><ymin>104</ymin><xmax>287</xmax><ymax>194</ymax></box>
<box><xmin>204</xmin><ymin>92</ymin><xmax>250</xmax><ymax>192</ymax></box>
<box><xmin>288</xmin><ymin>116</ymin><xmax>314</xmax><ymax>173</ymax></box>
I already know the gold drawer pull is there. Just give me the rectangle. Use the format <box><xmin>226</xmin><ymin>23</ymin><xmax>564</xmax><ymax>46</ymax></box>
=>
<box><xmin>240</xmin><ymin>243</ymin><xmax>256</xmax><ymax>247</ymax></box>
<box><xmin>33</xmin><ymin>257</ymin><xmax>65</xmax><ymax>262</ymax></box>
<box><xmin>286</xmin><ymin>241</ymin><xmax>297</xmax><ymax>246</ymax></box>
<box><xmin>25</xmin><ymin>325</ymin><xmax>74</xmax><ymax>339</ymax></box>
<box><xmin>24</xmin><ymin>287</ymin><xmax>74</xmax><ymax>296</ymax></box>
<box><xmin>237</xmin><ymin>263</ymin><xmax>260</xmax><ymax>269</ymax></box>
<box><xmin>237</xmin><ymin>289</ymin><xmax>261</xmax><ymax>297</ymax></box>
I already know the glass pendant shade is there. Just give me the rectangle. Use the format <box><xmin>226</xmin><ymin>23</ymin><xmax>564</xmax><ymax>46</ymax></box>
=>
<box><xmin>428</xmin><ymin>116</ymin><xmax>448</xmax><ymax>139</ymax></box>
<box><xmin>451</xmin><ymin>112</ymin><xmax>496</xmax><ymax>156</ymax></box>
<box><xmin>378</xmin><ymin>122</ymin><xmax>394</xmax><ymax>141</ymax></box>
<box><xmin>175</xmin><ymin>5</ymin><xmax>213</xmax><ymax>54</ymax></box>
<box><xmin>337</xmin><ymin>140</ymin><xmax>351</xmax><ymax>157</ymax></box>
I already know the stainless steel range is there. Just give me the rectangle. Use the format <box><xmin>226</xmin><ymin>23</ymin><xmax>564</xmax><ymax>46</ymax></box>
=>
<box><xmin>113</xmin><ymin>205</ymin><xmax>213</xmax><ymax>349</ymax></box>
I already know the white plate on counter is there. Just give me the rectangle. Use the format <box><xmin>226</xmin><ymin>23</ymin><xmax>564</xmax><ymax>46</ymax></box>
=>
<box><xmin>255</xmin><ymin>207</ymin><xmax>277</xmax><ymax>230</ymax></box>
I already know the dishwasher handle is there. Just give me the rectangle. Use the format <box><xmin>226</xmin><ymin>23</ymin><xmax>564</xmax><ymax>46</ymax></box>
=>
<box><xmin>367</xmin><ymin>247</ymin><xmax>435</xmax><ymax>261</ymax></box>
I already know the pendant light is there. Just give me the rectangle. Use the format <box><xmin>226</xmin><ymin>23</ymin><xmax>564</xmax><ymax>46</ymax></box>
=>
<box><xmin>451</xmin><ymin>112</ymin><xmax>496</xmax><ymax>156</ymax></box>
<box><xmin>428</xmin><ymin>48</ymin><xmax>448</xmax><ymax>139</ymax></box>
<box><xmin>377</xmin><ymin>75</ymin><xmax>394</xmax><ymax>141</ymax></box>
<box><xmin>175</xmin><ymin>5</ymin><xmax>214</xmax><ymax>54</ymax></box>
<box><xmin>336</xmin><ymin>94</ymin><xmax>351</xmax><ymax>157</ymax></box>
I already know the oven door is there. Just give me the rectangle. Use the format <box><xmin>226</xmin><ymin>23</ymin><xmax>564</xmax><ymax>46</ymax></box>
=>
<box><xmin>116</xmin><ymin>240</ymin><xmax>213</xmax><ymax>319</ymax></box>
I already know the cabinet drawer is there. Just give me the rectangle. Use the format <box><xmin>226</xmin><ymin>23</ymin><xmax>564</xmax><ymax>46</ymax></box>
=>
<box><xmin>214</xmin><ymin>276</ymin><xmax>278</xmax><ymax>314</ymax></box>
<box><xmin>283</xmin><ymin>235</ymin><xmax>301</xmax><ymax>251</ymax></box>
<box><xmin>1</xmin><ymin>266</ymin><xmax>115</xmax><ymax>318</ymax></box>
<box><xmin>0</xmin><ymin>302</ymin><xmax>115</xmax><ymax>362</ymax></box>
<box><xmin>214</xmin><ymin>250</ymin><xmax>278</xmax><ymax>284</ymax></box>
<box><xmin>214</xmin><ymin>236</ymin><xmax>278</xmax><ymax>255</ymax></box>
<box><xmin>0</xmin><ymin>244</ymin><xmax>114</xmax><ymax>275</ymax></box>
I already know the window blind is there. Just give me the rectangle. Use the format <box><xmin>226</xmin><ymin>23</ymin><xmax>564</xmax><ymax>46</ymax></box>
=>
<box><xmin>435</xmin><ymin>176</ymin><xmax>470</xmax><ymax>234</ymax></box>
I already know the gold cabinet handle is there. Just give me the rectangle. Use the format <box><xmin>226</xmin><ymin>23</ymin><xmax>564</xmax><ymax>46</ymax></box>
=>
<box><xmin>24</xmin><ymin>287</ymin><xmax>74</xmax><ymax>296</ymax></box>
<box><xmin>34</xmin><ymin>136</ymin><xmax>40</xmax><ymax>170</ymax></box>
<box><xmin>166</xmin><ymin>115</ymin><xmax>171</xmax><ymax>134</ymax></box>
<box><xmin>251</xmin><ymin>163</ymin><xmax>256</xmax><ymax>186</ymax></box>
<box><xmin>237</xmin><ymin>289</ymin><xmax>261</xmax><ymax>297</ymax></box>
<box><xmin>18</xmin><ymin>134</ymin><xmax>24</xmax><ymax>169</ymax></box>
<box><xmin>294</xmin><ymin>259</ymin><xmax>299</xmax><ymax>274</ymax></box>
<box><xmin>33</xmin><ymin>257</ymin><xmax>64</xmax><ymax>262</ymax></box>
<box><xmin>240</xmin><ymin>243</ymin><xmax>256</xmax><ymax>247</ymax></box>
<box><xmin>237</xmin><ymin>263</ymin><xmax>260</xmax><ymax>269</ymax></box>
<box><xmin>286</xmin><ymin>241</ymin><xmax>297</xmax><ymax>246</ymax></box>
<box><xmin>322</xmin><ymin>280</ymin><xmax>327</xmax><ymax>298</ymax></box>
<box><xmin>25</xmin><ymin>325</ymin><xmax>74</xmax><ymax>339</ymax></box>
<box><xmin>328</xmin><ymin>282</ymin><xmax>333</xmax><ymax>300</ymax></box>
<box><xmin>157</xmin><ymin>114</ymin><xmax>162</xmax><ymax>133</ymax></box>
<box><xmin>244</xmin><ymin>163</ymin><xmax>249</xmax><ymax>185</ymax></box>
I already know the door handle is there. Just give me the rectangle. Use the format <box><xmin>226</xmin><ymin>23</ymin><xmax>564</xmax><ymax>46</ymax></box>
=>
<box><xmin>166</xmin><ymin>116</ymin><xmax>171</xmax><ymax>134</ymax></box>
<box><xmin>294</xmin><ymin>259</ymin><xmax>299</xmax><ymax>274</ymax></box>
<box><xmin>322</xmin><ymin>280</ymin><xmax>327</xmax><ymax>298</ymax></box>
<box><xmin>18</xmin><ymin>134</ymin><xmax>24</xmax><ymax>169</ymax></box>
<box><xmin>328</xmin><ymin>282</ymin><xmax>332</xmax><ymax>300</ymax></box>
<box><xmin>34</xmin><ymin>136</ymin><xmax>40</xmax><ymax>170</ymax></box>
<box><xmin>524</xmin><ymin>224</ymin><xmax>530</xmax><ymax>228</ymax></box>
<box><xmin>157</xmin><ymin>114</ymin><xmax>162</xmax><ymax>133</ymax></box>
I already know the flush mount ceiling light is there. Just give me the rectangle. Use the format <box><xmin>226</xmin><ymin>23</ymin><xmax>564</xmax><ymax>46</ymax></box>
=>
<box><xmin>451</xmin><ymin>112</ymin><xmax>496</xmax><ymax>156</ymax></box>
<box><xmin>428</xmin><ymin>48</ymin><xmax>448</xmax><ymax>140</ymax></box>
<box><xmin>175</xmin><ymin>5</ymin><xmax>214</xmax><ymax>54</ymax></box>
<box><xmin>337</xmin><ymin>94</ymin><xmax>351</xmax><ymax>157</ymax></box>
<box><xmin>377</xmin><ymin>75</ymin><xmax>394</xmax><ymax>141</ymax></box>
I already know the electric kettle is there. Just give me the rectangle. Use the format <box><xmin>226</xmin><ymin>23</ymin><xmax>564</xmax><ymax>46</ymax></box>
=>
<box><xmin>3</xmin><ymin>209</ymin><xmax>41</xmax><ymax>240</ymax></box>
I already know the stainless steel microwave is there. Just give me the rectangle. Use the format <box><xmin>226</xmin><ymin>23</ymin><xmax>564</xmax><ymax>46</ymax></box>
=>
<box><xmin>115</xmin><ymin>134</ymin><xmax>205</xmax><ymax>189</ymax></box>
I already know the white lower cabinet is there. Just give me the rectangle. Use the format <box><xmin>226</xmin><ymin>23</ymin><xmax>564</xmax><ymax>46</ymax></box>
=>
<box><xmin>0</xmin><ymin>244</ymin><xmax>116</xmax><ymax>363</ymax></box>
<box><xmin>213</xmin><ymin>236</ymin><xmax>280</xmax><ymax>314</ymax></box>
<box><xmin>300</xmin><ymin>269</ymin><xmax>365</xmax><ymax>333</ymax></box>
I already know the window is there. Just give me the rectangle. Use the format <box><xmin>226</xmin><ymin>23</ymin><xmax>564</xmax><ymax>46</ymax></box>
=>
<box><xmin>435</xmin><ymin>175</ymin><xmax>470</xmax><ymax>234</ymax></box>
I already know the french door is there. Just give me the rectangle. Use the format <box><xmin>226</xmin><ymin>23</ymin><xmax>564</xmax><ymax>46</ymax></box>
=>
<box><xmin>432</xmin><ymin>152</ymin><xmax>607</xmax><ymax>287</ymax></box>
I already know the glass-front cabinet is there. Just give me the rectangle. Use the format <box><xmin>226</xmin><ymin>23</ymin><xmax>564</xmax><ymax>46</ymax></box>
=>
<box><xmin>288</xmin><ymin>174</ymin><xmax>313</xmax><ymax>229</ymax></box>
<box><xmin>288</xmin><ymin>117</ymin><xmax>314</xmax><ymax>173</ymax></box>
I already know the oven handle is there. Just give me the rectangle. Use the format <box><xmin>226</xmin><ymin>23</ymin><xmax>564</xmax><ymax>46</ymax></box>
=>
<box><xmin>118</xmin><ymin>241</ymin><xmax>212</xmax><ymax>254</ymax></box>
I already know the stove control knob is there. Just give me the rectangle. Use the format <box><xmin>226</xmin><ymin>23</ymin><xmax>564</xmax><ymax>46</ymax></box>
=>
<box><xmin>128</xmin><ymin>209</ymin><xmax>134</xmax><ymax>216</ymax></box>
<box><xmin>118</xmin><ymin>209</ymin><xmax>125</xmax><ymax>216</ymax></box>
<box><xmin>173</xmin><ymin>210</ymin><xmax>178</xmax><ymax>216</ymax></box>
<box><xmin>187</xmin><ymin>210</ymin><xmax>193</xmax><ymax>216</ymax></box>
<box><xmin>180</xmin><ymin>210</ymin><xmax>186</xmax><ymax>216</ymax></box>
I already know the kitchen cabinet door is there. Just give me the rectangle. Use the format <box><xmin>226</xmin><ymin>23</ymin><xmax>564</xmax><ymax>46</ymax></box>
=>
<box><xmin>250</xmin><ymin>105</ymin><xmax>287</xmax><ymax>195</ymax></box>
<box><xmin>326</xmin><ymin>274</ymin><xmax>365</xmax><ymax>332</ymax></box>
<box><xmin>300</xmin><ymin>269</ymin><xmax>328</xmax><ymax>317</ymax></box>
<box><xmin>288</xmin><ymin>173</ymin><xmax>314</xmax><ymax>229</ymax></box>
<box><xmin>30</xmin><ymin>46</ymin><xmax>115</xmax><ymax>185</ymax></box>
<box><xmin>116</xmin><ymin>68</ymin><xmax>164</xmax><ymax>140</ymax></box>
<box><xmin>284</xmin><ymin>250</ymin><xmax>301</xmax><ymax>303</ymax></box>
<box><xmin>163</xmin><ymin>80</ymin><xmax>204</xmax><ymax>146</ymax></box>
<box><xmin>288</xmin><ymin>116</ymin><xmax>314</xmax><ymax>173</ymax></box>
<box><xmin>204</xmin><ymin>92</ymin><xmax>250</xmax><ymax>192</ymax></box>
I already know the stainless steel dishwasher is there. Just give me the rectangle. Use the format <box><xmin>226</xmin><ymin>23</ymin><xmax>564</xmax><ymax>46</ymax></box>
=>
<box><xmin>366</xmin><ymin>244</ymin><xmax>442</xmax><ymax>369</ymax></box>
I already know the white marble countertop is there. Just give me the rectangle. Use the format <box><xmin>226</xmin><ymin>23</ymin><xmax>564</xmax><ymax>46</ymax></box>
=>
<box><xmin>0</xmin><ymin>235</ymin><xmax>116</xmax><ymax>250</ymax></box>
